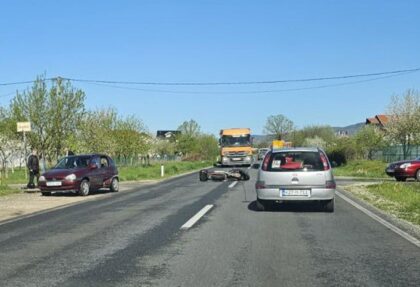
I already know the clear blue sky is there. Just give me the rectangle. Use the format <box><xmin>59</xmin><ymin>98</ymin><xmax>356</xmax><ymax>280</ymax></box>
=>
<box><xmin>1</xmin><ymin>0</ymin><xmax>419</xmax><ymax>135</ymax></box>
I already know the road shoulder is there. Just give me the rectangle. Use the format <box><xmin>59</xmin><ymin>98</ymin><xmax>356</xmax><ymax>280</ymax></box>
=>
<box><xmin>337</xmin><ymin>184</ymin><xmax>420</xmax><ymax>242</ymax></box>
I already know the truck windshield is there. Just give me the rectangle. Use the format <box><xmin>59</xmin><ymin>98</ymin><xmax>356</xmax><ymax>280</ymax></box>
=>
<box><xmin>221</xmin><ymin>135</ymin><xmax>251</xmax><ymax>147</ymax></box>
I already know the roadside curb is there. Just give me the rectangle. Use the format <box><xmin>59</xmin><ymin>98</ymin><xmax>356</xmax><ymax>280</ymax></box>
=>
<box><xmin>337</xmin><ymin>185</ymin><xmax>420</xmax><ymax>244</ymax></box>
<box><xmin>335</xmin><ymin>176</ymin><xmax>391</xmax><ymax>181</ymax></box>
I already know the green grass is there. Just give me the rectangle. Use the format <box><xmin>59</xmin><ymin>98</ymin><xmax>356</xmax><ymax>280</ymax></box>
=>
<box><xmin>348</xmin><ymin>182</ymin><xmax>420</xmax><ymax>226</ymax></box>
<box><xmin>117</xmin><ymin>161</ymin><xmax>212</xmax><ymax>181</ymax></box>
<box><xmin>333</xmin><ymin>160</ymin><xmax>388</xmax><ymax>178</ymax></box>
<box><xmin>0</xmin><ymin>168</ymin><xmax>28</xmax><ymax>185</ymax></box>
<box><xmin>0</xmin><ymin>184</ymin><xmax>21</xmax><ymax>196</ymax></box>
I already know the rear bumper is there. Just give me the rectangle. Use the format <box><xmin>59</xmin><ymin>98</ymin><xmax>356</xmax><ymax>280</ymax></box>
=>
<box><xmin>256</xmin><ymin>187</ymin><xmax>335</xmax><ymax>201</ymax></box>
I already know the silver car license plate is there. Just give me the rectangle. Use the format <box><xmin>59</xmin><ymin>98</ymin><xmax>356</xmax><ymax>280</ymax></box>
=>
<box><xmin>281</xmin><ymin>189</ymin><xmax>310</xmax><ymax>197</ymax></box>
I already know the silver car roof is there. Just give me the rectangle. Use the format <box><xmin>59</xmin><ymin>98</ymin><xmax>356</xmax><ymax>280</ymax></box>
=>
<box><xmin>271</xmin><ymin>147</ymin><xmax>320</xmax><ymax>153</ymax></box>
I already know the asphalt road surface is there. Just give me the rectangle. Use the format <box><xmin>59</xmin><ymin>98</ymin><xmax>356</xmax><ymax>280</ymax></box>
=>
<box><xmin>0</xmin><ymin>168</ymin><xmax>419</xmax><ymax>287</ymax></box>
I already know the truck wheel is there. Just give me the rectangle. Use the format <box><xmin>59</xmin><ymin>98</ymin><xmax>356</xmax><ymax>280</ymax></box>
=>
<box><xmin>79</xmin><ymin>179</ymin><xmax>90</xmax><ymax>196</ymax></box>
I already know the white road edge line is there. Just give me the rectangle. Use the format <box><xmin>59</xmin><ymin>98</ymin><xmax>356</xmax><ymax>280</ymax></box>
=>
<box><xmin>228</xmin><ymin>181</ymin><xmax>238</xmax><ymax>188</ymax></box>
<box><xmin>180</xmin><ymin>204</ymin><xmax>214</xmax><ymax>230</ymax></box>
<box><xmin>336</xmin><ymin>190</ymin><xmax>420</xmax><ymax>248</ymax></box>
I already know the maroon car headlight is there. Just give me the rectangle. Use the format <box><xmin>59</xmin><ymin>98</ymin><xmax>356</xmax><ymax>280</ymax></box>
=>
<box><xmin>39</xmin><ymin>175</ymin><xmax>46</xmax><ymax>182</ymax></box>
<box><xmin>65</xmin><ymin>174</ymin><xmax>77</xmax><ymax>181</ymax></box>
<box><xmin>400</xmin><ymin>163</ymin><xmax>412</xmax><ymax>169</ymax></box>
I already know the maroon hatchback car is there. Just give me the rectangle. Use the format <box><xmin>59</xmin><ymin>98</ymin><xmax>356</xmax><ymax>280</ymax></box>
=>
<box><xmin>39</xmin><ymin>154</ymin><xmax>119</xmax><ymax>196</ymax></box>
<box><xmin>385</xmin><ymin>157</ymin><xmax>420</xmax><ymax>182</ymax></box>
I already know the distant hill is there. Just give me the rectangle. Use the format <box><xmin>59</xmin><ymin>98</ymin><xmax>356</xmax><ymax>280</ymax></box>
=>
<box><xmin>333</xmin><ymin>122</ymin><xmax>364</xmax><ymax>136</ymax></box>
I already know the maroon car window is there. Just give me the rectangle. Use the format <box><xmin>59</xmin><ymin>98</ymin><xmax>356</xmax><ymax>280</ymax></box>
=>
<box><xmin>100</xmin><ymin>157</ymin><xmax>109</xmax><ymax>168</ymax></box>
<box><xmin>54</xmin><ymin>156</ymin><xmax>90</xmax><ymax>169</ymax></box>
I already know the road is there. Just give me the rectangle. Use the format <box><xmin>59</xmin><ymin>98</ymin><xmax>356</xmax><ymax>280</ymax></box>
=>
<box><xmin>0</xmin><ymin>168</ymin><xmax>419</xmax><ymax>287</ymax></box>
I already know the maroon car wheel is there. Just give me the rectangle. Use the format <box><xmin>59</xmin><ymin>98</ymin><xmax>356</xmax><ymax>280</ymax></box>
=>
<box><xmin>79</xmin><ymin>180</ymin><xmax>90</xmax><ymax>196</ymax></box>
<box><xmin>110</xmin><ymin>178</ymin><xmax>119</xmax><ymax>192</ymax></box>
<box><xmin>416</xmin><ymin>170</ymin><xmax>420</xmax><ymax>182</ymax></box>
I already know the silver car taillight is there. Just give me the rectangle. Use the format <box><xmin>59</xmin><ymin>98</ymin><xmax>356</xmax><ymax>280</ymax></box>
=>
<box><xmin>325</xmin><ymin>180</ymin><xmax>336</xmax><ymax>189</ymax></box>
<box><xmin>255</xmin><ymin>181</ymin><xmax>266</xmax><ymax>189</ymax></box>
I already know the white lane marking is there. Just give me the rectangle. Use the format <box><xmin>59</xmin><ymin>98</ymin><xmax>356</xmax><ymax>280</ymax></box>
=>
<box><xmin>336</xmin><ymin>191</ymin><xmax>420</xmax><ymax>248</ymax></box>
<box><xmin>180</xmin><ymin>204</ymin><xmax>214</xmax><ymax>230</ymax></box>
<box><xmin>229</xmin><ymin>181</ymin><xmax>238</xmax><ymax>188</ymax></box>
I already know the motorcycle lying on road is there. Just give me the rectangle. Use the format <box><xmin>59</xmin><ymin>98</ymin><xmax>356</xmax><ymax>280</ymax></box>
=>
<box><xmin>199</xmin><ymin>168</ymin><xmax>250</xmax><ymax>182</ymax></box>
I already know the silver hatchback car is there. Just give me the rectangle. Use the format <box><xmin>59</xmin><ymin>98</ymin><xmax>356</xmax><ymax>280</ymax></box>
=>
<box><xmin>255</xmin><ymin>147</ymin><xmax>336</xmax><ymax>212</ymax></box>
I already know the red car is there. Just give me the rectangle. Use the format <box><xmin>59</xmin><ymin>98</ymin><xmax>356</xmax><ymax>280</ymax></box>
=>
<box><xmin>39</xmin><ymin>154</ymin><xmax>119</xmax><ymax>196</ymax></box>
<box><xmin>385</xmin><ymin>157</ymin><xmax>420</xmax><ymax>182</ymax></box>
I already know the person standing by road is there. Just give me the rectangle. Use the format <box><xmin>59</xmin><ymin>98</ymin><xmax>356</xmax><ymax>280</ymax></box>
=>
<box><xmin>64</xmin><ymin>147</ymin><xmax>75</xmax><ymax>156</ymax></box>
<box><xmin>27</xmin><ymin>149</ymin><xmax>40</xmax><ymax>188</ymax></box>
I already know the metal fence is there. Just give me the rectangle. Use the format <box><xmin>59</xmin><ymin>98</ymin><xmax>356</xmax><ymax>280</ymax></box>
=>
<box><xmin>372</xmin><ymin>145</ymin><xmax>420</xmax><ymax>162</ymax></box>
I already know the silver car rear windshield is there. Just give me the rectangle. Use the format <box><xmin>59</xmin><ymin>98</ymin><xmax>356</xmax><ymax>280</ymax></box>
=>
<box><xmin>266</xmin><ymin>151</ymin><xmax>324</xmax><ymax>172</ymax></box>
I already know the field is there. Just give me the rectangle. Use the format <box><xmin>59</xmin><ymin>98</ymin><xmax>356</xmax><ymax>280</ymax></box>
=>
<box><xmin>346</xmin><ymin>182</ymin><xmax>420</xmax><ymax>226</ymax></box>
<box><xmin>333</xmin><ymin>160</ymin><xmax>389</xmax><ymax>178</ymax></box>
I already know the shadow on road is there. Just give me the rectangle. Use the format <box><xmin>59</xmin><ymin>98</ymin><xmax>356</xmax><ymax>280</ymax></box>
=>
<box><xmin>46</xmin><ymin>188</ymin><xmax>112</xmax><ymax>197</ymax></box>
<box><xmin>248</xmin><ymin>200</ymin><xmax>328</xmax><ymax>213</ymax></box>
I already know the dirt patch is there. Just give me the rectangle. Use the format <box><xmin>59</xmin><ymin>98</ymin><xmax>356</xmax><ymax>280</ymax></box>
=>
<box><xmin>0</xmin><ymin>181</ymin><xmax>157</xmax><ymax>223</ymax></box>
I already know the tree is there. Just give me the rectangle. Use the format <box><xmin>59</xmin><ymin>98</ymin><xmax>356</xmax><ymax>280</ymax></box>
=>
<box><xmin>75</xmin><ymin>108</ymin><xmax>119</xmax><ymax>155</ymax></box>
<box><xmin>385</xmin><ymin>89</ymin><xmax>420</xmax><ymax>159</ymax></box>
<box><xmin>303</xmin><ymin>136</ymin><xmax>327</xmax><ymax>150</ymax></box>
<box><xmin>113</xmin><ymin>115</ymin><xmax>150</xmax><ymax>160</ymax></box>
<box><xmin>290</xmin><ymin>125</ymin><xmax>335</xmax><ymax>147</ymax></box>
<box><xmin>196</xmin><ymin>134</ymin><xmax>219</xmax><ymax>161</ymax></box>
<box><xmin>354</xmin><ymin>125</ymin><xmax>386</xmax><ymax>160</ymax></box>
<box><xmin>0</xmin><ymin>107</ymin><xmax>21</xmax><ymax>178</ymax></box>
<box><xmin>11</xmin><ymin>76</ymin><xmax>85</xmax><ymax>161</ymax></box>
<box><xmin>263</xmin><ymin>114</ymin><xmax>295</xmax><ymax>140</ymax></box>
<box><xmin>177</xmin><ymin>119</ymin><xmax>201</xmax><ymax>137</ymax></box>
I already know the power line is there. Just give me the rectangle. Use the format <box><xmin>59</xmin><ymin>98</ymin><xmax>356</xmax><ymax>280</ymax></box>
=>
<box><xmin>79</xmin><ymin>70</ymin><xmax>416</xmax><ymax>95</ymax></box>
<box><xmin>62</xmin><ymin>67</ymin><xmax>420</xmax><ymax>86</ymax></box>
<box><xmin>0</xmin><ymin>67</ymin><xmax>419</xmax><ymax>87</ymax></box>
<box><xmin>0</xmin><ymin>78</ymin><xmax>56</xmax><ymax>87</ymax></box>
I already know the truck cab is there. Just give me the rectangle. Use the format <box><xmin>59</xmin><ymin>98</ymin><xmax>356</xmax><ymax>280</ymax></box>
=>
<box><xmin>219</xmin><ymin>128</ymin><xmax>253</xmax><ymax>166</ymax></box>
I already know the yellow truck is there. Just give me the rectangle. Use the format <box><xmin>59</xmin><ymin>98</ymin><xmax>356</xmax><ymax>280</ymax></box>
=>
<box><xmin>219</xmin><ymin>128</ymin><xmax>253</xmax><ymax>166</ymax></box>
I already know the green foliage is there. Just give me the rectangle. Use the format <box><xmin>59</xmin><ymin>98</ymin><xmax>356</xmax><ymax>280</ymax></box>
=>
<box><xmin>354</xmin><ymin>125</ymin><xmax>386</xmax><ymax>159</ymax></box>
<box><xmin>333</xmin><ymin>160</ymin><xmax>388</xmax><ymax>178</ymax></box>
<box><xmin>326</xmin><ymin>137</ymin><xmax>357</xmax><ymax>165</ymax></box>
<box><xmin>175</xmin><ymin>120</ymin><xmax>218</xmax><ymax>161</ymax></box>
<box><xmin>11</xmin><ymin>76</ymin><xmax>85</xmax><ymax>161</ymax></box>
<box><xmin>0</xmin><ymin>107</ymin><xmax>21</xmax><ymax>175</ymax></box>
<box><xmin>290</xmin><ymin>125</ymin><xmax>335</xmax><ymax>147</ymax></box>
<box><xmin>385</xmin><ymin>89</ymin><xmax>420</xmax><ymax>159</ymax></box>
<box><xmin>177</xmin><ymin>119</ymin><xmax>201</xmax><ymax>137</ymax></box>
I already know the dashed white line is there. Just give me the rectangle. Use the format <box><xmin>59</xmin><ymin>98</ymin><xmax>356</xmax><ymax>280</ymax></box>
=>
<box><xmin>336</xmin><ymin>191</ymin><xmax>420</xmax><ymax>248</ymax></box>
<box><xmin>228</xmin><ymin>181</ymin><xmax>238</xmax><ymax>188</ymax></box>
<box><xmin>180</xmin><ymin>204</ymin><xmax>214</xmax><ymax>230</ymax></box>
